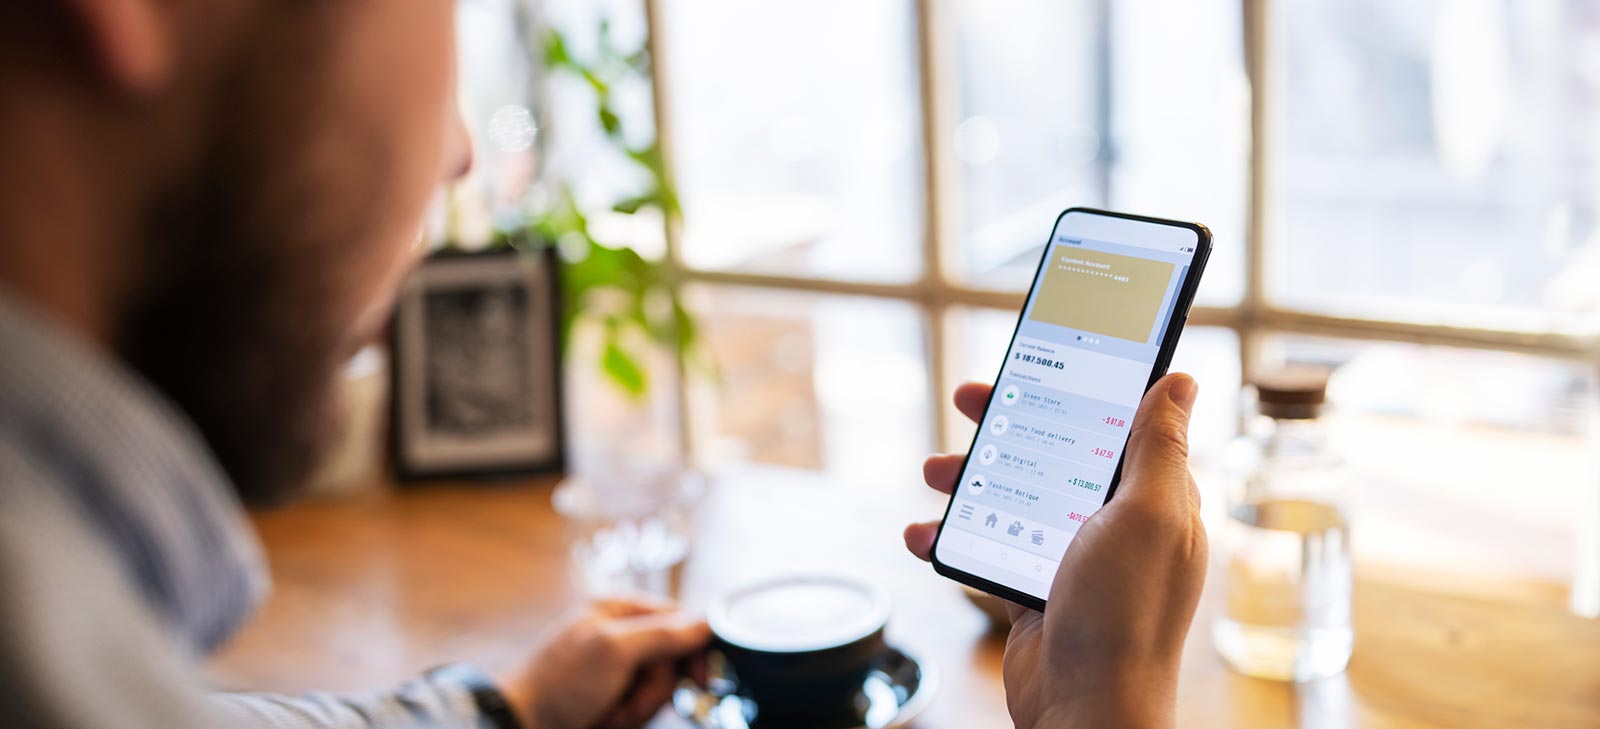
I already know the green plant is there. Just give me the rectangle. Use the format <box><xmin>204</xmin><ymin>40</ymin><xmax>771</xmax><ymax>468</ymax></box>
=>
<box><xmin>501</xmin><ymin>20</ymin><xmax>699</xmax><ymax>399</ymax></box>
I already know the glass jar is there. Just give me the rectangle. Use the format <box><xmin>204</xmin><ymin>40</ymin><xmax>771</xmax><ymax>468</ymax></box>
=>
<box><xmin>1213</xmin><ymin>368</ymin><xmax>1354</xmax><ymax>682</ymax></box>
<box><xmin>552</xmin><ymin>468</ymin><xmax>703</xmax><ymax>598</ymax></box>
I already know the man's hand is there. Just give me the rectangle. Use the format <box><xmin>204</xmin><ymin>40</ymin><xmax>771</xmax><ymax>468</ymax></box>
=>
<box><xmin>903</xmin><ymin>374</ymin><xmax>1208</xmax><ymax>729</ymax></box>
<box><xmin>498</xmin><ymin>596</ymin><xmax>710</xmax><ymax>729</ymax></box>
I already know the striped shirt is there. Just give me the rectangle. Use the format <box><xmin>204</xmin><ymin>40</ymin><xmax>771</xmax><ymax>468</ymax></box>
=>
<box><xmin>0</xmin><ymin>292</ymin><xmax>491</xmax><ymax>728</ymax></box>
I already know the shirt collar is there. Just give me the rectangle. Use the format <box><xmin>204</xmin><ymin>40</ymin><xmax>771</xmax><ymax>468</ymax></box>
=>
<box><xmin>0</xmin><ymin>290</ymin><xmax>267</xmax><ymax>655</ymax></box>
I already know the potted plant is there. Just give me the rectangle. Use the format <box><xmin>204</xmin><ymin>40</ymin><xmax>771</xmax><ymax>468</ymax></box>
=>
<box><xmin>511</xmin><ymin>14</ymin><xmax>708</xmax><ymax>595</ymax></box>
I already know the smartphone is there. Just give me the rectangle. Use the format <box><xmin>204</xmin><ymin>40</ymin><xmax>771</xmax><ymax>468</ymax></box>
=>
<box><xmin>931</xmin><ymin>207</ymin><xmax>1211</xmax><ymax>611</ymax></box>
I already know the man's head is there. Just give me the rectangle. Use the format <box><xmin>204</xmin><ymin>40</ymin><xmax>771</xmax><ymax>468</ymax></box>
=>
<box><xmin>0</xmin><ymin>1</ymin><xmax>472</xmax><ymax>504</ymax></box>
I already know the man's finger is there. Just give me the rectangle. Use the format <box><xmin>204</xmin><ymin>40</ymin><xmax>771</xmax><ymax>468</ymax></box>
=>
<box><xmin>607</xmin><ymin>661</ymin><xmax>678</xmax><ymax>729</ymax></box>
<box><xmin>607</xmin><ymin>612</ymin><xmax>711</xmax><ymax>666</ymax></box>
<box><xmin>903</xmin><ymin>521</ymin><xmax>939</xmax><ymax>562</ymax></box>
<box><xmin>1117</xmin><ymin>373</ymin><xmax>1198</xmax><ymax>503</ymax></box>
<box><xmin>922</xmin><ymin>453</ymin><xmax>964</xmax><ymax>495</ymax></box>
<box><xmin>954</xmin><ymin>382</ymin><xmax>992</xmax><ymax>424</ymax></box>
<box><xmin>592</xmin><ymin>594</ymin><xmax>675</xmax><ymax>618</ymax></box>
<box><xmin>687</xmin><ymin>653</ymin><xmax>709</xmax><ymax>687</ymax></box>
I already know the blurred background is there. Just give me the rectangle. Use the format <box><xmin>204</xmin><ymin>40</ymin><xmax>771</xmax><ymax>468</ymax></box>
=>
<box><xmin>441</xmin><ymin>0</ymin><xmax>1600</xmax><ymax>617</ymax></box>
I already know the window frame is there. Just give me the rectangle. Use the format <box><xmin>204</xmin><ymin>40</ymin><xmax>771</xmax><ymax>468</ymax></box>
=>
<box><xmin>638</xmin><ymin>0</ymin><xmax>1600</xmax><ymax>615</ymax></box>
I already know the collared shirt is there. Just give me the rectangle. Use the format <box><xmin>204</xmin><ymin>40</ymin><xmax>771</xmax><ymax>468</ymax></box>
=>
<box><xmin>0</xmin><ymin>291</ymin><xmax>490</xmax><ymax>729</ymax></box>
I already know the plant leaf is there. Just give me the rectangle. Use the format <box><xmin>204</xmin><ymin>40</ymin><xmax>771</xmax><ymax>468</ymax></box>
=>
<box><xmin>543</xmin><ymin>29</ymin><xmax>572</xmax><ymax>68</ymax></box>
<box><xmin>611</xmin><ymin>195</ymin><xmax>653</xmax><ymax>214</ymax></box>
<box><xmin>522</xmin><ymin>11</ymin><xmax>700</xmax><ymax>399</ymax></box>
<box><xmin>598</xmin><ymin>105</ymin><xmax>622</xmax><ymax>137</ymax></box>
<box><xmin>625</xmin><ymin>48</ymin><xmax>650</xmax><ymax>74</ymax></box>
<box><xmin>601</xmin><ymin>337</ymin><xmax>648</xmax><ymax>398</ymax></box>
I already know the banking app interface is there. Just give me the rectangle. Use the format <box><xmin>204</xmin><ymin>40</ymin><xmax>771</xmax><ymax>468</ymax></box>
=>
<box><xmin>936</xmin><ymin>213</ymin><xmax>1199</xmax><ymax>600</ymax></box>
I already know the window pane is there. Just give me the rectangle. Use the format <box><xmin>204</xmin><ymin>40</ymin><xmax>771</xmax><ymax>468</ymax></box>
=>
<box><xmin>664</xmin><ymin>3</ymin><xmax>924</xmax><ymax>282</ymax></box>
<box><xmin>537</xmin><ymin>0</ymin><xmax>668</xmax><ymax>259</ymax></box>
<box><xmin>943</xmin><ymin>308</ymin><xmax>1241</xmax><ymax>460</ymax></box>
<box><xmin>686</xmin><ymin>286</ymin><xmax>932</xmax><ymax>483</ymax></box>
<box><xmin>946</xmin><ymin>0</ymin><xmax>1247</xmax><ymax>305</ymax></box>
<box><xmin>449</xmin><ymin>0</ymin><xmax>541</xmax><ymax>244</ymax></box>
<box><xmin>1256</xmin><ymin>335</ymin><xmax>1598</xmax><ymax>602</ymax></box>
<box><xmin>1278</xmin><ymin>1</ymin><xmax>1600</xmax><ymax>330</ymax></box>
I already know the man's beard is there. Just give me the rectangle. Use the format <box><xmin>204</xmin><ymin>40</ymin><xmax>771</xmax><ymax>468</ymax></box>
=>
<box><xmin>117</xmin><ymin>142</ymin><xmax>352</xmax><ymax>508</ymax></box>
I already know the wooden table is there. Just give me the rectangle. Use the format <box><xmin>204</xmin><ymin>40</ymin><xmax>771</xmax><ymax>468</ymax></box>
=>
<box><xmin>207</xmin><ymin>467</ymin><xmax>1600</xmax><ymax>728</ymax></box>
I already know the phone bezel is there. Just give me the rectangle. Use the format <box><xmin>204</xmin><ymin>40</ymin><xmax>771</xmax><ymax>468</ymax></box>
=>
<box><xmin>929</xmin><ymin>206</ymin><xmax>1214</xmax><ymax>612</ymax></box>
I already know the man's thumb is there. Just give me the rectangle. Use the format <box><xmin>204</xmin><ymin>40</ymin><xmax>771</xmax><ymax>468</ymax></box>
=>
<box><xmin>1117</xmin><ymin>373</ymin><xmax>1198</xmax><ymax>498</ymax></box>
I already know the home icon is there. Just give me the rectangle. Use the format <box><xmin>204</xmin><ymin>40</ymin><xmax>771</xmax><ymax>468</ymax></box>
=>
<box><xmin>985</xmin><ymin>513</ymin><xmax>999</xmax><ymax>528</ymax></box>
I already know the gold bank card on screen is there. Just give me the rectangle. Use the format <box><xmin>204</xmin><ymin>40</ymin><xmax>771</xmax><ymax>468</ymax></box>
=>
<box><xmin>1028</xmin><ymin>248</ymin><xmax>1174</xmax><ymax>343</ymax></box>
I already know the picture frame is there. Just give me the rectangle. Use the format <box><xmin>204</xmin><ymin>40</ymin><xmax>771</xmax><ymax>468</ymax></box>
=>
<box><xmin>389</xmin><ymin>246</ymin><xmax>565</xmax><ymax>480</ymax></box>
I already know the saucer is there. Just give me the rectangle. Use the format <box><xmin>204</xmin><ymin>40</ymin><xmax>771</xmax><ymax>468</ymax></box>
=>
<box><xmin>672</xmin><ymin>645</ymin><xmax>937</xmax><ymax>729</ymax></box>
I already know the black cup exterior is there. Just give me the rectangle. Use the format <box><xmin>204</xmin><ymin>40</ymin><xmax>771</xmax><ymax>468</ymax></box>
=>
<box><xmin>713</xmin><ymin>623</ymin><xmax>888</xmax><ymax>725</ymax></box>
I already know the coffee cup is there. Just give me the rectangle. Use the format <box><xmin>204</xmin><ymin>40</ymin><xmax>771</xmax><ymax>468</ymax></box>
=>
<box><xmin>707</xmin><ymin>574</ymin><xmax>893</xmax><ymax>726</ymax></box>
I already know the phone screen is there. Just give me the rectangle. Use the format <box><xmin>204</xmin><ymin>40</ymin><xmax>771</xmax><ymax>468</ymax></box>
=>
<box><xmin>933</xmin><ymin>209</ymin><xmax>1208</xmax><ymax>603</ymax></box>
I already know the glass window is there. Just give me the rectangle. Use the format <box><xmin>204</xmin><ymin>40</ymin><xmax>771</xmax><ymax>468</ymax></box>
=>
<box><xmin>505</xmin><ymin>0</ymin><xmax>1600</xmax><ymax>613</ymax></box>
<box><xmin>946</xmin><ymin>0</ymin><xmax>1248</xmax><ymax>305</ymax></box>
<box><xmin>449</xmin><ymin>0</ymin><xmax>541</xmax><ymax>244</ymax></box>
<box><xmin>685</xmin><ymin>286</ymin><xmax>933</xmax><ymax>483</ymax></box>
<box><xmin>537</xmin><ymin>0</ymin><xmax>667</xmax><ymax>259</ymax></box>
<box><xmin>944</xmin><ymin>0</ymin><xmax>1102</xmax><ymax>290</ymax></box>
<box><xmin>1107</xmin><ymin>0</ymin><xmax>1249</xmax><ymax>306</ymax></box>
<box><xmin>663</xmin><ymin>2</ymin><xmax>925</xmax><ymax>282</ymax></box>
<box><xmin>1276</xmin><ymin>0</ymin><xmax>1600</xmax><ymax>331</ymax></box>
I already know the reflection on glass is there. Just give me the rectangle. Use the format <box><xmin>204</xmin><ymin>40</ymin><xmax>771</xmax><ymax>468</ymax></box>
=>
<box><xmin>686</xmin><ymin>286</ymin><xmax>931</xmax><ymax>483</ymax></box>
<box><xmin>948</xmin><ymin>0</ymin><xmax>1247</xmax><ymax>305</ymax></box>
<box><xmin>664</xmin><ymin>3</ymin><xmax>924</xmax><ymax>282</ymax></box>
<box><xmin>1257</xmin><ymin>335</ymin><xmax>1597</xmax><ymax>600</ymax></box>
<box><xmin>1279</xmin><ymin>0</ymin><xmax>1600</xmax><ymax>328</ymax></box>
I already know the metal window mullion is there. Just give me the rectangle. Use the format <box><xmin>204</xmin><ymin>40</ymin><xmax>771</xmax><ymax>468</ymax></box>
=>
<box><xmin>1255</xmin><ymin>307</ymin><xmax>1600</xmax><ymax>361</ymax></box>
<box><xmin>641</xmin><ymin>0</ymin><xmax>696</xmax><ymax>459</ymax></box>
<box><xmin>643</xmin><ymin>0</ymin><xmax>682</xmax><ymax>275</ymax></box>
<box><xmin>1241</xmin><ymin>0</ymin><xmax>1273</xmax><ymax>387</ymax></box>
<box><xmin>672</xmin><ymin>275</ymin><xmax>1600</xmax><ymax>371</ymax></box>
<box><xmin>917</xmin><ymin>0</ymin><xmax>960</xmax><ymax>454</ymax></box>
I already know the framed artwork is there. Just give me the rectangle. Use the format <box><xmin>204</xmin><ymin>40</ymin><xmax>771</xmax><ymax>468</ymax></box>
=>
<box><xmin>390</xmin><ymin>247</ymin><xmax>564</xmax><ymax>479</ymax></box>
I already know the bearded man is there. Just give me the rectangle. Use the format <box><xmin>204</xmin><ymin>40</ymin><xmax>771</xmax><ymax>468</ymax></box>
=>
<box><xmin>0</xmin><ymin>2</ymin><xmax>1208</xmax><ymax>728</ymax></box>
<box><xmin>0</xmin><ymin>3</ymin><xmax>706</xmax><ymax>727</ymax></box>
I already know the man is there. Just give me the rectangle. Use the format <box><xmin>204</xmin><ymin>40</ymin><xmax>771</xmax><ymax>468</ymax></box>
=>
<box><xmin>0</xmin><ymin>2</ymin><xmax>1204</xmax><ymax>728</ymax></box>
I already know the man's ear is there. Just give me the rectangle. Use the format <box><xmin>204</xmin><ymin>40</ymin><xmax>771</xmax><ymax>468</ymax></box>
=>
<box><xmin>58</xmin><ymin>0</ymin><xmax>175</xmax><ymax>93</ymax></box>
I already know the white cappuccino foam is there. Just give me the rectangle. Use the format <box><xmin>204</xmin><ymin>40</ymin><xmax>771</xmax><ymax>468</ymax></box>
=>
<box><xmin>711</xmin><ymin>576</ymin><xmax>890</xmax><ymax>653</ymax></box>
